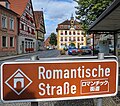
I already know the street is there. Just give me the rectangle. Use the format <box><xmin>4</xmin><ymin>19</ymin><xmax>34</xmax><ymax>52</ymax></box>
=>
<box><xmin>0</xmin><ymin>49</ymin><xmax>94</xmax><ymax>106</ymax></box>
<box><xmin>0</xmin><ymin>49</ymin><xmax>60</xmax><ymax>63</ymax></box>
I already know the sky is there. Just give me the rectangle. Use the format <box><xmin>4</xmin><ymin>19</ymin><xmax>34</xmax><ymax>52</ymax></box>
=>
<box><xmin>32</xmin><ymin>0</ymin><xmax>77</xmax><ymax>39</ymax></box>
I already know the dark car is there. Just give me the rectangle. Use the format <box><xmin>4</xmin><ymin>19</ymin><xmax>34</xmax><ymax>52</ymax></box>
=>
<box><xmin>81</xmin><ymin>46</ymin><xmax>92</xmax><ymax>55</ymax></box>
<box><xmin>94</xmin><ymin>45</ymin><xmax>99</xmax><ymax>54</ymax></box>
<box><xmin>68</xmin><ymin>46</ymin><xmax>81</xmax><ymax>55</ymax></box>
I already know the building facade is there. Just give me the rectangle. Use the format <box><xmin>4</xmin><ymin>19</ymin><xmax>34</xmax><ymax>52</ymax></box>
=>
<box><xmin>0</xmin><ymin>0</ymin><xmax>18</xmax><ymax>56</ymax></box>
<box><xmin>86</xmin><ymin>34</ymin><xmax>93</xmax><ymax>46</ymax></box>
<box><xmin>56</xmin><ymin>15</ymin><xmax>86</xmax><ymax>50</ymax></box>
<box><xmin>34</xmin><ymin>11</ymin><xmax>46</xmax><ymax>51</ymax></box>
<box><xmin>9</xmin><ymin>0</ymin><xmax>36</xmax><ymax>54</ymax></box>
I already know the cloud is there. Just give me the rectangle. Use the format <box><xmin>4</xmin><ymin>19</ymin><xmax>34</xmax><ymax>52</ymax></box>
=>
<box><xmin>32</xmin><ymin>0</ymin><xmax>77</xmax><ymax>39</ymax></box>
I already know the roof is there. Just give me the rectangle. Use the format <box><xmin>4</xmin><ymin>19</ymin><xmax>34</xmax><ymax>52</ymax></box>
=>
<box><xmin>34</xmin><ymin>11</ymin><xmax>46</xmax><ymax>33</ymax></box>
<box><xmin>59</xmin><ymin>20</ymin><xmax>70</xmax><ymax>25</ymax></box>
<box><xmin>88</xmin><ymin>0</ymin><xmax>120</xmax><ymax>33</ymax></box>
<box><xmin>56</xmin><ymin>19</ymin><xmax>82</xmax><ymax>31</ymax></box>
<box><xmin>59</xmin><ymin>20</ymin><xmax>80</xmax><ymax>25</ymax></box>
<box><xmin>0</xmin><ymin>4</ymin><xmax>18</xmax><ymax>16</ymax></box>
<box><xmin>9</xmin><ymin>0</ymin><xmax>29</xmax><ymax>16</ymax></box>
<box><xmin>14</xmin><ymin>73</ymin><xmax>23</xmax><ymax>78</ymax></box>
<box><xmin>34</xmin><ymin>11</ymin><xmax>43</xmax><ymax>29</ymax></box>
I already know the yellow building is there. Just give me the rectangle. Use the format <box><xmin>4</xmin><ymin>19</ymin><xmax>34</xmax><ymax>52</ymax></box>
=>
<box><xmin>56</xmin><ymin>15</ymin><xmax>86</xmax><ymax>50</ymax></box>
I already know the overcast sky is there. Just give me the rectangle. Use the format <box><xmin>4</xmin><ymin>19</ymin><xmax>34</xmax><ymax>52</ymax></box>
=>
<box><xmin>32</xmin><ymin>0</ymin><xmax>77</xmax><ymax>39</ymax></box>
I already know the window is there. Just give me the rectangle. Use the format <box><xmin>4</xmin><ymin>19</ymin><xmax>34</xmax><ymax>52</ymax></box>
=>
<box><xmin>61</xmin><ymin>31</ymin><xmax>63</xmax><ymax>35</ymax></box>
<box><xmin>6</xmin><ymin>2</ymin><xmax>10</xmax><ymax>9</ymax></box>
<box><xmin>65</xmin><ymin>37</ymin><xmax>67</xmax><ymax>41</ymax></box>
<box><xmin>81</xmin><ymin>43</ymin><xmax>83</xmax><ymax>45</ymax></box>
<box><xmin>10</xmin><ymin>37</ymin><xmax>14</xmax><ymax>47</ymax></box>
<box><xmin>25</xmin><ymin>42</ymin><xmax>27</xmax><ymax>48</ymax></box>
<box><xmin>77</xmin><ymin>32</ymin><xmax>80</xmax><ymax>35</ymax></box>
<box><xmin>71</xmin><ymin>20</ymin><xmax>74</xmax><ymax>24</ymax></box>
<box><xmin>28</xmin><ymin>42</ymin><xmax>30</xmax><ymax>48</ymax></box>
<box><xmin>28</xmin><ymin>27</ymin><xmax>30</xmax><ymax>33</ymax></box>
<box><xmin>21</xmin><ymin>23</ymin><xmax>24</xmax><ymax>30</ymax></box>
<box><xmin>69</xmin><ymin>31</ymin><xmax>71</xmax><ymax>35</ymax></box>
<box><xmin>77</xmin><ymin>37</ymin><xmax>80</xmax><ymax>41</ymax></box>
<box><xmin>69</xmin><ymin>37</ymin><xmax>71</xmax><ymax>41</ymax></box>
<box><xmin>10</xmin><ymin>18</ymin><xmax>14</xmax><ymax>30</ymax></box>
<box><xmin>60</xmin><ymin>25</ymin><xmax>63</xmax><ymax>28</ymax></box>
<box><xmin>65</xmin><ymin>31</ymin><xmax>67</xmax><ymax>35</ymax></box>
<box><xmin>2</xmin><ymin>36</ymin><xmax>7</xmax><ymax>47</ymax></box>
<box><xmin>31</xmin><ymin>29</ymin><xmax>35</xmax><ymax>35</ymax></box>
<box><xmin>81</xmin><ymin>37</ymin><xmax>84</xmax><ymax>41</ymax></box>
<box><xmin>73</xmin><ymin>37</ymin><xmax>76</xmax><ymax>41</ymax></box>
<box><xmin>61</xmin><ymin>37</ymin><xmax>63</xmax><ymax>41</ymax></box>
<box><xmin>33</xmin><ymin>42</ymin><xmax>34</xmax><ymax>48</ymax></box>
<box><xmin>31</xmin><ymin>42</ymin><xmax>32</xmax><ymax>48</ymax></box>
<box><xmin>73</xmin><ymin>31</ymin><xmax>76</xmax><ymax>35</ymax></box>
<box><xmin>2</xmin><ymin>16</ymin><xmax>7</xmax><ymax>28</ymax></box>
<box><xmin>68</xmin><ymin>25</ymin><xmax>70</xmax><ymax>29</ymax></box>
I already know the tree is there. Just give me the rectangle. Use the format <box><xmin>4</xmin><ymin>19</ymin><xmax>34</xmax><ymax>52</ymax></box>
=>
<box><xmin>74</xmin><ymin>0</ymin><xmax>114</xmax><ymax>31</ymax></box>
<box><xmin>49</xmin><ymin>33</ymin><xmax>57</xmax><ymax>46</ymax></box>
<box><xmin>69</xmin><ymin>43</ymin><xmax>75</xmax><ymax>47</ymax></box>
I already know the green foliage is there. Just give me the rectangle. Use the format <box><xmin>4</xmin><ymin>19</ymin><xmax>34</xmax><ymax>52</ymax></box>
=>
<box><xmin>69</xmin><ymin>43</ymin><xmax>75</xmax><ymax>47</ymax></box>
<box><xmin>74</xmin><ymin>0</ymin><xmax>114</xmax><ymax>31</ymax></box>
<box><xmin>49</xmin><ymin>33</ymin><xmax>57</xmax><ymax>46</ymax></box>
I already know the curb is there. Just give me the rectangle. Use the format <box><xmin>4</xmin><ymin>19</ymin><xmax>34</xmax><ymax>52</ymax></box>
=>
<box><xmin>0</xmin><ymin>52</ymin><xmax>40</xmax><ymax>61</ymax></box>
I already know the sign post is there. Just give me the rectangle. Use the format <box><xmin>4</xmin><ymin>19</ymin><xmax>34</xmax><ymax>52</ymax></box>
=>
<box><xmin>97</xmin><ymin>53</ymin><xmax>104</xmax><ymax>106</ymax></box>
<box><xmin>1</xmin><ymin>57</ymin><xmax>118</xmax><ymax>103</ymax></box>
<box><xmin>31</xmin><ymin>55</ymin><xmax>39</xmax><ymax>106</ymax></box>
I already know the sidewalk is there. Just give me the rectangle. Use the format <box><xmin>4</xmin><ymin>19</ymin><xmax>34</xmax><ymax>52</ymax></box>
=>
<box><xmin>0</xmin><ymin>52</ymin><xmax>39</xmax><ymax>61</ymax></box>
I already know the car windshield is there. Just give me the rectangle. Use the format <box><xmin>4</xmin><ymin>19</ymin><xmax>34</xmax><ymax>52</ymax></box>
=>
<box><xmin>81</xmin><ymin>46</ymin><xmax>90</xmax><ymax>49</ymax></box>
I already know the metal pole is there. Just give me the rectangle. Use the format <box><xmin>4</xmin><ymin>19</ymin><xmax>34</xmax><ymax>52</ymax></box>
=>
<box><xmin>93</xmin><ymin>34</ymin><xmax>95</xmax><ymax>56</ymax></box>
<box><xmin>31</xmin><ymin>55</ymin><xmax>39</xmax><ymax>106</ymax></box>
<box><xmin>31</xmin><ymin>102</ymin><xmax>38</xmax><ymax>106</ymax></box>
<box><xmin>114</xmin><ymin>32</ymin><xmax>118</xmax><ymax>56</ymax></box>
<box><xmin>97</xmin><ymin>53</ymin><xmax>104</xmax><ymax>106</ymax></box>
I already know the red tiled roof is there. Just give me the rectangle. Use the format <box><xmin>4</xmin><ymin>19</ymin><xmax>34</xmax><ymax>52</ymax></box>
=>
<box><xmin>58</xmin><ymin>20</ymin><xmax>80</xmax><ymax>25</ymax></box>
<box><xmin>0</xmin><ymin>4</ymin><xmax>18</xmax><ymax>15</ymax></box>
<box><xmin>59</xmin><ymin>20</ymin><xmax>70</xmax><ymax>25</ymax></box>
<box><xmin>9</xmin><ymin>0</ymin><xmax>29</xmax><ymax>16</ymax></box>
<box><xmin>34</xmin><ymin>11</ymin><xmax>43</xmax><ymax>29</ymax></box>
<box><xmin>56</xmin><ymin>19</ymin><xmax>82</xmax><ymax>31</ymax></box>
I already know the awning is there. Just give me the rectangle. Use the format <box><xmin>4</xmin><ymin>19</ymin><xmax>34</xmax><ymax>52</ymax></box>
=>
<box><xmin>88</xmin><ymin>0</ymin><xmax>120</xmax><ymax>33</ymax></box>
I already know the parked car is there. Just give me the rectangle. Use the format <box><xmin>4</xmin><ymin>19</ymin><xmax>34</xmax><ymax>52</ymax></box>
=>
<box><xmin>80</xmin><ymin>46</ymin><xmax>92</xmax><ymax>55</ymax></box>
<box><xmin>60</xmin><ymin>49</ymin><xmax>66</xmax><ymax>55</ymax></box>
<box><xmin>68</xmin><ymin>46</ymin><xmax>82</xmax><ymax>55</ymax></box>
<box><xmin>109</xmin><ymin>45</ymin><xmax>114</xmax><ymax>53</ymax></box>
<box><xmin>94</xmin><ymin>45</ymin><xmax>99</xmax><ymax>54</ymax></box>
<box><xmin>63</xmin><ymin>46</ymin><xmax>68</xmax><ymax>51</ymax></box>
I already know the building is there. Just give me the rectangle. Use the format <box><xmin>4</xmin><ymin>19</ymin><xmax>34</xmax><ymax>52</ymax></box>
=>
<box><xmin>9</xmin><ymin>0</ymin><xmax>36</xmax><ymax>54</ymax></box>
<box><xmin>86</xmin><ymin>34</ymin><xmax>93</xmax><ymax>46</ymax></box>
<box><xmin>0</xmin><ymin>0</ymin><xmax>18</xmax><ymax>56</ymax></box>
<box><xmin>44</xmin><ymin>37</ymin><xmax>51</xmax><ymax>49</ymax></box>
<box><xmin>56</xmin><ymin>15</ymin><xmax>86</xmax><ymax>50</ymax></box>
<box><xmin>34</xmin><ymin>11</ymin><xmax>46</xmax><ymax>51</ymax></box>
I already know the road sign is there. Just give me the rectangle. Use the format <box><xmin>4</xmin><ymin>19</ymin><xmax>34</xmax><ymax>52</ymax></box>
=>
<box><xmin>1</xmin><ymin>58</ymin><xmax>118</xmax><ymax>102</ymax></box>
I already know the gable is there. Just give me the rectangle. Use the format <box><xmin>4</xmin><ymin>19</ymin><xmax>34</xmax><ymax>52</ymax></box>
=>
<box><xmin>9</xmin><ymin>0</ymin><xmax>29</xmax><ymax>16</ymax></box>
